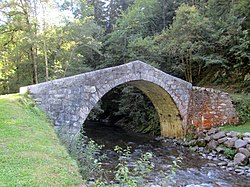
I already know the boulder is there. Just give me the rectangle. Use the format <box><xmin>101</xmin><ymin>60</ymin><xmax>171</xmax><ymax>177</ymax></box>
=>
<box><xmin>238</xmin><ymin>148</ymin><xmax>250</xmax><ymax>157</ymax></box>
<box><xmin>212</xmin><ymin>131</ymin><xmax>226</xmax><ymax>140</ymax></box>
<box><xmin>216</xmin><ymin>146</ymin><xmax>224</xmax><ymax>153</ymax></box>
<box><xmin>207</xmin><ymin>128</ymin><xmax>218</xmax><ymax>135</ymax></box>
<box><xmin>243</xmin><ymin>137</ymin><xmax>250</xmax><ymax>143</ymax></box>
<box><xmin>234</xmin><ymin>139</ymin><xmax>248</xmax><ymax>149</ymax></box>
<box><xmin>192</xmin><ymin>146</ymin><xmax>199</xmax><ymax>152</ymax></box>
<box><xmin>224</xmin><ymin>137</ymin><xmax>237</xmax><ymax>148</ymax></box>
<box><xmin>218</xmin><ymin>137</ymin><xmax>228</xmax><ymax>144</ymax></box>
<box><xmin>207</xmin><ymin>140</ymin><xmax>219</xmax><ymax>150</ymax></box>
<box><xmin>226</xmin><ymin>131</ymin><xmax>240</xmax><ymax>137</ymax></box>
<box><xmin>206</xmin><ymin>163</ymin><xmax>217</xmax><ymax>167</ymax></box>
<box><xmin>204</xmin><ymin>135</ymin><xmax>211</xmax><ymax>142</ymax></box>
<box><xmin>243</xmin><ymin>132</ymin><xmax>250</xmax><ymax>137</ymax></box>
<box><xmin>234</xmin><ymin>153</ymin><xmax>248</xmax><ymax>165</ymax></box>
<box><xmin>217</xmin><ymin>161</ymin><xmax>227</xmax><ymax>166</ymax></box>
<box><xmin>247</xmin><ymin>144</ymin><xmax>250</xmax><ymax>152</ymax></box>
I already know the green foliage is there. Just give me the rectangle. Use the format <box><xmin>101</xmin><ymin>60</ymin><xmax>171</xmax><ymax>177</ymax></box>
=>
<box><xmin>157</xmin><ymin>3</ymin><xmax>213</xmax><ymax>82</ymax></box>
<box><xmin>114</xmin><ymin>146</ymin><xmax>154</xmax><ymax>186</ymax></box>
<box><xmin>103</xmin><ymin>0</ymin><xmax>164</xmax><ymax>66</ymax></box>
<box><xmin>232</xmin><ymin>94</ymin><xmax>250</xmax><ymax>124</ymax></box>
<box><xmin>223</xmin><ymin>147</ymin><xmax>237</xmax><ymax>159</ymax></box>
<box><xmin>220</xmin><ymin>94</ymin><xmax>250</xmax><ymax>132</ymax></box>
<box><xmin>56</xmin><ymin>127</ymin><xmax>106</xmax><ymax>181</ymax></box>
<box><xmin>220</xmin><ymin>122</ymin><xmax>250</xmax><ymax>133</ymax></box>
<box><xmin>0</xmin><ymin>0</ymin><xmax>103</xmax><ymax>93</ymax></box>
<box><xmin>114</xmin><ymin>86</ymin><xmax>160</xmax><ymax>135</ymax></box>
<box><xmin>92</xmin><ymin>146</ymin><xmax>182</xmax><ymax>186</ymax></box>
<box><xmin>1</xmin><ymin>0</ymin><xmax>249</xmax><ymax>94</ymax></box>
<box><xmin>74</xmin><ymin>137</ymin><xmax>106</xmax><ymax>180</ymax></box>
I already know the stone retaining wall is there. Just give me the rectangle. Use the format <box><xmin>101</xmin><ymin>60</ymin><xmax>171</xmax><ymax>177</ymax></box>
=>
<box><xmin>189</xmin><ymin>87</ymin><xmax>239</xmax><ymax>129</ymax></box>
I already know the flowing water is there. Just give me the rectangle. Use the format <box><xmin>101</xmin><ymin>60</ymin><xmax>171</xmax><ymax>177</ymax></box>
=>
<box><xmin>83</xmin><ymin>121</ymin><xmax>249</xmax><ymax>187</ymax></box>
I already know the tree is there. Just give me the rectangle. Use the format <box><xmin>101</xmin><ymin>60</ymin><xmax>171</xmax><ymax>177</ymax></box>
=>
<box><xmin>104</xmin><ymin>0</ymin><xmax>161</xmax><ymax>66</ymax></box>
<box><xmin>206</xmin><ymin>0</ymin><xmax>250</xmax><ymax>72</ymax></box>
<box><xmin>0</xmin><ymin>0</ymin><xmax>104</xmax><ymax>93</ymax></box>
<box><xmin>156</xmin><ymin>4</ymin><xmax>212</xmax><ymax>82</ymax></box>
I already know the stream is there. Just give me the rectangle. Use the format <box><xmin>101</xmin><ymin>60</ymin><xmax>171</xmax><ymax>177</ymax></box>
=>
<box><xmin>83</xmin><ymin>121</ymin><xmax>249</xmax><ymax>187</ymax></box>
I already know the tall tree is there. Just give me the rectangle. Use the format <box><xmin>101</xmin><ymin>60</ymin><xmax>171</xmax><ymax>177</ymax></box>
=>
<box><xmin>156</xmin><ymin>4</ymin><xmax>213</xmax><ymax>82</ymax></box>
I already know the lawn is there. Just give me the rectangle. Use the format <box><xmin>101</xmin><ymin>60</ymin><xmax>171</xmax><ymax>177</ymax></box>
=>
<box><xmin>220</xmin><ymin>122</ymin><xmax>250</xmax><ymax>133</ymax></box>
<box><xmin>0</xmin><ymin>94</ymin><xmax>83</xmax><ymax>186</ymax></box>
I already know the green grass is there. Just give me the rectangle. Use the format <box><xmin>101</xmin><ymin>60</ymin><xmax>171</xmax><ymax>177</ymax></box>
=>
<box><xmin>220</xmin><ymin>122</ymin><xmax>250</xmax><ymax>133</ymax></box>
<box><xmin>0</xmin><ymin>94</ymin><xmax>83</xmax><ymax>187</ymax></box>
<box><xmin>220</xmin><ymin>93</ymin><xmax>250</xmax><ymax>133</ymax></box>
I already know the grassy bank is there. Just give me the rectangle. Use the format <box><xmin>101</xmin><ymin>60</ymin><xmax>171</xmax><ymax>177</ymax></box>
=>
<box><xmin>0</xmin><ymin>94</ymin><xmax>83</xmax><ymax>186</ymax></box>
<box><xmin>220</xmin><ymin>93</ymin><xmax>250</xmax><ymax>133</ymax></box>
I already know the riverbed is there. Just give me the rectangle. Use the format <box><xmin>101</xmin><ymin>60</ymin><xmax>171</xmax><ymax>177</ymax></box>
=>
<box><xmin>83</xmin><ymin>121</ymin><xmax>249</xmax><ymax>187</ymax></box>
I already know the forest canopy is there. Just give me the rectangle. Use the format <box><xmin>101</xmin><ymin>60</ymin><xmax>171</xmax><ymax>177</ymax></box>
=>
<box><xmin>0</xmin><ymin>0</ymin><xmax>249</xmax><ymax>94</ymax></box>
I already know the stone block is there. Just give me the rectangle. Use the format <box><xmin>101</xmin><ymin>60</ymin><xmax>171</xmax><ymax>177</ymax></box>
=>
<box><xmin>218</xmin><ymin>137</ymin><xmax>228</xmax><ymax>144</ymax></box>
<box><xmin>234</xmin><ymin>153</ymin><xmax>248</xmax><ymax>166</ymax></box>
<box><xmin>243</xmin><ymin>137</ymin><xmax>250</xmax><ymax>143</ymax></box>
<box><xmin>238</xmin><ymin>148</ymin><xmax>250</xmax><ymax>158</ymax></box>
<box><xmin>243</xmin><ymin>132</ymin><xmax>250</xmax><ymax>137</ymax></box>
<box><xmin>212</xmin><ymin>131</ymin><xmax>226</xmax><ymax>140</ymax></box>
<box><xmin>235</xmin><ymin>139</ymin><xmax>248</xmax><ymax>149</ymax></box>
<box><xmin>247</xmin><ymin>144</ymin><xmax>250</xmax><ymax>152</ymax></box>
<box><xmin>226</xmin><ymin>131</ymin><xmax>240</xmax><ymax>137</ymax></box>
<box><xmin>207</xmin><ymin>128</ymin><xmax>218</xmax><ymax>135</ymax></box>
<box><xmin>207</xmin><ymin>140</ymin><xmax>219</xmax><ymax>150</ymax></box>
<box><xmin>224</xmin><ymin>137</ymin><xmax>237</xmax><ymax>148</ymax></box>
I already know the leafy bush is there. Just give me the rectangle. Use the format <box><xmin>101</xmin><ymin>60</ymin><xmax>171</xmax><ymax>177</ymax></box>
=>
<box><xmin>75</xmin><ymin>137</ymin><xmax>106</xmax><ymax>180</ymax></box>
<box><xmin>57</xmin><ymin>129</ymin><xmax>106</xmax><ymax>181</ymax></box>
<box><xmin>113</xmin><ymin>146</ymin><xmax>154</xmax><ymax>186</ymax></box>
<box><xmin>94</xmin><ymin>146</ymin><xmax>181</xmax><ymax>187</ymax></box>
<box><xmin>223</xmin><ymin>147</ymin><xmax>237</xmax><ymax>159</ymax></box>
<box><xmin>232</xmin><ymin>94</ymin><xmax>250</xmax><ymax>124</ymax></box>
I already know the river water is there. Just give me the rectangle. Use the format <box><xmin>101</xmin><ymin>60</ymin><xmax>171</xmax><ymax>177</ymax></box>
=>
<box><xmin>83</xmin><ymin>122</ymin><xmax>249</xmax><ymax>187</ymax></box>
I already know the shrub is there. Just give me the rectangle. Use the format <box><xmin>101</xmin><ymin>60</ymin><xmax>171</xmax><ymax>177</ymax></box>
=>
<box><xmin>223</xmin><ymin>147</ymin><xmax>237</xmax><ymax>159</ymax></box>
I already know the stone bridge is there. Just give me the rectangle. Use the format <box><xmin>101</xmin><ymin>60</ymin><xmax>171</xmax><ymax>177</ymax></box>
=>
<box><xmin>20</xmin><ymin>61</ymin><xmax>239</xmax><ymax>139</ymax></box>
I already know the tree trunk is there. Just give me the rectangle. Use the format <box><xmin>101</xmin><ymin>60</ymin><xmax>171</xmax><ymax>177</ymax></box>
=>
<box><xmin>162</xmin><ymin>0</ymin><xmax>167</xmax><ymax>28</ymax></box>
<box><xmin>31</xmin><ymin>47</ymin><xmax>38</xmax><ymax>84</ymax></box>
<box><xmin>44</xmin><ymin>38</ymin><xmax>49</xmax><ymax>81</ymax></box>
<box><xmin>42</xmin><ymin>2</ymin><xmax>49</xmax><ymax>81</ymax></box>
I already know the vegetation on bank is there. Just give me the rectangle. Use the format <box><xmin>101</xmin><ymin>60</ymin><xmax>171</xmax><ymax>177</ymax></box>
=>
<box><xmin>220</xmin><ymin>93</ymin><xmax>250</xmax><ymax>133</ymax></box>
<box><xmin>0</xmin><ymin>94</ymin><xmax>83</xmax><ymax>186</ymax></box>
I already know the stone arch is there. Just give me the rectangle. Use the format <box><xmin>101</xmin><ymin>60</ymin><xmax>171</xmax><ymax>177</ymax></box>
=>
<box><xmin>20</xmin><ymin>61</ymin><xmax>192</xmax><ymax>139</ymax></box>
<box><xmin>82</xmin><ymin>80</ymin><xmax>183</xmax><ymax>138</ymax></box>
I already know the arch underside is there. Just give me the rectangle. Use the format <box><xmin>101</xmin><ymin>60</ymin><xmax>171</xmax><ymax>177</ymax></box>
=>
<box><xmin>128</xmin><ymin>80</ymin><xmax>183</xmax><ymax>138</ymax></box>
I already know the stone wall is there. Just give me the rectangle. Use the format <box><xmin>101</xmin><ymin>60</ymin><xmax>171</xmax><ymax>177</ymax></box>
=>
<box><xmin>189</xmin><ymin>87</ymin><xmax>239</xmax><ymax>130</ymax></box>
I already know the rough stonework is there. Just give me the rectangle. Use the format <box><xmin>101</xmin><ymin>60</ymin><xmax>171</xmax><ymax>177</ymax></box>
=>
<box><xmin>187</xmin><ymin>128</ymin><xmax>250</xmax><ymax>175</ymax></box>
<box><xmin>189</xmin><ymin>87</ymin><xmax>239</xmax><ymax>129</ymax></box>
<box><xmin>20</xmin><ymin>61</ymin><xmax>192</xmax><ymax>138</ymax></box>
<box><xmin>19</xmin><ymin>61</ymin><xmax>239</xmax><ymax>139</ymax></box>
